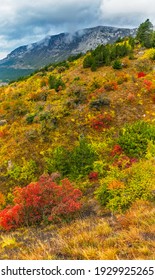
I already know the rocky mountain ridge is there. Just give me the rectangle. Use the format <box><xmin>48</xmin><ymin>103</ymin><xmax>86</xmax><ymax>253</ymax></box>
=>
<box><xmin>0</xmin><ymin>25</ymin><xmax>136</xmax><ymax>81</ymax></box>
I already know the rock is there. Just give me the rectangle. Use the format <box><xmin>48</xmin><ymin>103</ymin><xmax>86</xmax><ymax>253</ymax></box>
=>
<box><xmin>0</xmin><ymin>120</ymin><xmax>7</xmax><ymax>126</ymax></box>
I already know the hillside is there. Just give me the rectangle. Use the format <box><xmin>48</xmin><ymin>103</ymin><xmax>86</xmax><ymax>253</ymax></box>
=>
<box><xmin>0</xmin><ymin>25</ymin><xmax>136</xmax><ymax>81</ymax></box>
<box><xmin>0</xmin><ymin>40</ymin><xmax>155</xmax><ymax>260</ymax></box>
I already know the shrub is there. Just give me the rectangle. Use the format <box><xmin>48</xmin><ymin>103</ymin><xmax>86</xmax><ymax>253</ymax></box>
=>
<box><xmin>0</xmin><ymin>192</ymin><xmax>6</xmax><ymax>210</ymax></box>
<box><xmin>88</xmin><ymin>171</ymin><xmax>98</xmax><ymax>181</ymax></box>
<box><xmin>126</xmin><ymin>93</ymin><xmax>135</xmax><ymax>102</ymax></box>
<box><xmin>117</xmin><ymin>121</ymin><xmax>155</xmax><ymax>158</ymax></box>
<box><xmin>104</xmin><ymin>81</ymin><xmax>118</xmax><ymax>91</ymax></box>
<box><xmin>137</xmin><ymin>72</ymin><xmax>146</xmax><ymax>78</ymax></box>
<box><xmin>112</xmin><ymin>59</ymin><xmax>122</xmax><ymax>69</ymax></box>
<box><xmin>112</xmin><ymin>155</ymin><xmax>138</xmax><ymax>169</ymax></box>
<box><xmin>39</xmin><ymin>111</ymin><xmax>51</xmax><ymax>121</ymax></box>
<box><xmin>0</xmin><ymin>127</ymin><xmax>8</xmax><ymax>138</ymax></box>
<box><xmin>96</xmin><ymin>160</ymin><xmax>155</xmax><ymax>213</ymax></box>
<box><xmin>91</xmin><ymin>114</ymin><xmax>113</xmax><ymax>130</ymax></box>
<box><xmin>0</xmin><ymin>175</ymin><xmax>82</xmax><ymax>230</ymax></box>
<box><xmin>135</xmin><ymin>59</ymin><xmax>152</xmax><ymax>72</ymax></box>
<box><xmin>28</xmin><ymin>90</ymin><xmax>48</xmax><ymax>101</ymax></box>
<box><xmin>45</xmin><ymin>139</ymin><xmax>97</xmax><ymax>180</ymax></box>
<box><xmin>48</xmin><ymin>75</ymin><xmax>65</xmax><ymax>92</ymax></box>
<box><xmin>89</xmin><ymin>97</ymin><xmax>110</xmax><ymax>109</ymax></box>
<box><xmin>110</xmin><ymin>144</ymin><xmax>123</xmax><ymax>157</ymax></box>
<box><xmin>143</xmin><ymin>79</ymin><xmax>153</xmax><ymax>92</ymax></box>
<box><xmin>45</xmin><ymin>146</ymin><xmax>70</xmax><ymax>176</ymax></box>
<box><xmin>83</xmin><ymin>55</ymin><xmax>94</xmax><ymax>68</ymax></box>
<box><xmin>7</xmin><ymin>159</ymin><xmax>37</xmax><ymax>185</ymax></box>
<box><xmin>26</xmin><ymin>113</ymin><xmax>36</xmax><ymax>124</ymax></box>
<box><xmin>54</xmin><ymin>78</ymin><xmax>65</xmax><ymax>92</ymax></box>
<box><xmin>69</xmin><ymin>139</ymin><xmax>97</xmax><ymax>179</ymax></box>
<box><xmin>0</xmin><ymin>204</ymin><xmax>23</xmax><ymax>230</ymax></box>
<box><xmin>48</xmin><ymin>75</ymin><xmax>57</xmax><ymax>89</ymax></box>
<box><xmin>11</xmin><ymin>100</ymin><xmax>28</xmax><ymax>116</ymax></box>
<box><xmin>116</xmin><ymin>73</ymin><xmax>129</xmax><ymax>84</ymax></box>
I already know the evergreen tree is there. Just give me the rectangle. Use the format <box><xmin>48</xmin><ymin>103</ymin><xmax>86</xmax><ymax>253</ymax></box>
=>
<box><xmin>136</xmin><ymin>19</ymin><xmax>153</xmax><ymax>48</ymax></box>
<box><xmin>151</xmin><ymin>31</ymin><xmax>155</xmax><ymax>48</ymax></box>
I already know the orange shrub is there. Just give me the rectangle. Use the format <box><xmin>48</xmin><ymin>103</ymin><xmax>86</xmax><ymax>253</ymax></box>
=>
<box><xmin>0</xmin><ymin>192</ymin><xmax>5</xmax><ymax>209</ymax></box>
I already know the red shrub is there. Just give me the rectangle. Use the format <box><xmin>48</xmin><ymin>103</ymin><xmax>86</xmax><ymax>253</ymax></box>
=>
<box><xmin>143</xmin><ymin>80</ymin><xmax>153</xmax><ymax>92</ymax></box>
<box><xmin>137</xmin><ymin>72</ymin><xmax>146</xmax><ymax>78</ymax></box>
<box><xmin>110</xmin><ymin>144</ymin><xmax>123</xmax><ymax>157</ymax></box>
<box><xmin>0</xmin><ymin>192</ymin><xmax>5</xmax><ymax>208</ymax></box>
<box><xmin>0</xmin><ymin>175</ymin><xmax>82</xmax><ymax>230</ymax></box>
<box><xmin>0</xmin><ymin>204</ymin><xmax>23</xmax><ymax>230</ymax></box>
<box><xmin>91</xmin><ymin>114</ymin><xmax>113</xmax><ymax>130</ymax></box>
<box><xmin>88</xmin><ymin>171</ymin><xmax>98</xmax><ymax>181</ymax></box>
<box><xmin>113</xmin><ymin>155</ymin><xmax>137</xmax><ymax>169</ymax></box>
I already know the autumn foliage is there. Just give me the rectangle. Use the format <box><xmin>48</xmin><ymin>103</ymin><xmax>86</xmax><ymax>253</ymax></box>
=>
<box><xmin>110</xmin><ymin>144</ymin><xmax>123</xmax><ymax>157</ymax></box>
<box><xmin>88</xmin><ymin>171</ymin><xmax>98</xmax><ymax>181</ymax></box>
<box><xmin>0</xmin><ymin>192</ymin><xmax>5</xmax><ymax>209</ymax></box>
<box><xmin>91</xmin><ymin>114</ymin><xmax>113</xmax><ymax>130</ymax></box>
<box><xmin>0</xmin><ymin>175</ymin><xmax>82</xmax><ymax>230</ymax></box>
<box><xmin>137</xmin><ymin>72</ymin><xmax>146</xmax><ymax>78</ymax></box>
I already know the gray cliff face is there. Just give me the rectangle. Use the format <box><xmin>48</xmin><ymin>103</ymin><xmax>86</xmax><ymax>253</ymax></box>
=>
<box><xmin>0</xmin><ymin>25</ymin><xmax>136</xmax><ymax>81</ymax></box>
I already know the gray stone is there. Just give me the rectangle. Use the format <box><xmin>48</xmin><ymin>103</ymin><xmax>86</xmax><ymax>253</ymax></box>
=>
<box><xmin>0</xmin><ymin>120</ymin><xmax>7</xmax><ymax>126</ymax></box>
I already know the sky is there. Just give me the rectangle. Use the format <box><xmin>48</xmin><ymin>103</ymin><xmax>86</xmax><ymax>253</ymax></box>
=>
<box><xmin>0</xmin><ymin>0</ymin><xmax>155</xmax><ymax>59</ymax></box>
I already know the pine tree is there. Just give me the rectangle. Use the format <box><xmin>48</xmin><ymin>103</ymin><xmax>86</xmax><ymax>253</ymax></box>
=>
<box><xmin>136</xmin><ymin>19</ymin><xmax>153</xmax><ymax>48</ymax></box>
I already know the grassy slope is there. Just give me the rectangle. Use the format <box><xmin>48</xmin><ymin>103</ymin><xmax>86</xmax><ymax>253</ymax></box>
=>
<box><xmin>0</xmin><ymin>46</ymin><xmax>155</xmax><ymax>259</ymax></box>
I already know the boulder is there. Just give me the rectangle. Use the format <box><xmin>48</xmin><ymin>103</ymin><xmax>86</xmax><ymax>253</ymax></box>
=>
<box><xmin>0</xmin><ymin>120</ymin><xmax>7</xmax><ymax>126</ymax></box>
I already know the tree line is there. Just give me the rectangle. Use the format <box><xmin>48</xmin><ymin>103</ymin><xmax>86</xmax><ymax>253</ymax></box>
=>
<box><xmin>83</xmin><ymin>19</ymin><xmax>155</xmax><ymax>71</ymax></box>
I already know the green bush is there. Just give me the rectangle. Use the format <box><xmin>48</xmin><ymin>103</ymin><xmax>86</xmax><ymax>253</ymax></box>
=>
<box><xmin>48</xmin><ymin>75</ymin><xmax>57</xmax><ymax>89</ymax></box>
<box><xmin>96</xmin><ymin>160</ymin><xmax>155</xmax><ymax>213</ymax></box>
<box><xmin>112</xmin><ymin>59</ymin><xmax>122</xmax><ymax>69</ymax></box>
<box><xmin>7</xmin><ymin>159</ymin><xmax>37</xmax><ymax>185</ymax></box>
<box><xmin>117</xmin><ymin>121</ymin><xmax>155</xmax><ymax>158</ymax></box>
<box><xmin>45</xmin><ymin>146</ymin><xmax>70</xmax><ymax>176</ymax></box>
<box><xmin>26</xmin><ymin>113</ymin><xmax>36</xmax><ymax>124</ymax></box>
<box><xmin>69</xmin><ymin>139</ymin><xmax>97</xmax><ymax>179</ymax></box>
<box><xmin>44</xmin><ymin>139</ymin><xmax>97</xmax><ymax>179</ymax></box>
<box><xmin>48</xmin><ymin>75</ymin><xmax>65</xmax><ymax>91</ymax></box>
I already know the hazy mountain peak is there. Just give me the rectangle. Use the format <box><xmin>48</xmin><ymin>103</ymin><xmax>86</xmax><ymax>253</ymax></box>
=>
<box><xmin>0</xmin><ymin>25</ymin><xmax>136</xmax><ymax>81</ymax></box>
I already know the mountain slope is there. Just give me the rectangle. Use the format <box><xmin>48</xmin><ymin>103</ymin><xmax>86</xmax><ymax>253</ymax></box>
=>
<box><xmin>0</xmin><ymin>41</ymin><xmax>155</xmax><ymax>259</ymax></box>
<box><xmin>0</xmin><ymin>26</ymin><xmax>136</xmax><ymax>81</ymax></box>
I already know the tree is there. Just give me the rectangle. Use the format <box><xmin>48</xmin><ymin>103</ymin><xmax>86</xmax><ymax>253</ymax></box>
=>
<box><xmin>136</xmin><ymin>19</ymin><xmax>153</xmax><ymax>48</ymax></box>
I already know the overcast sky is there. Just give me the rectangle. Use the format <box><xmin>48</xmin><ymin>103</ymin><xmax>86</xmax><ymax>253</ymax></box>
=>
<box><xmin>0</xmin><ymin>0</ymin><xmax>155</xmax><ymax>59</ymax></box>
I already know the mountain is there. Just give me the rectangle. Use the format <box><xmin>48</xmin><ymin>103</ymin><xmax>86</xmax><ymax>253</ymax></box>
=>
<box><xmin>0</xmin><ymin>26</ymin><xmax>136</xmax><ymax>81</ymax></box>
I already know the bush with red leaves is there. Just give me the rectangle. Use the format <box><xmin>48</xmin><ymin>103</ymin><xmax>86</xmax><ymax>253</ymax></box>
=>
<box><xmin>113</xmin><ymin>155</ymin><xmax>138</xmax><ymax>169</ymax></box>
<box><xmin>137</xmin><ymin>72</ymin><xmax>146</xmax><ymax>78</ymax></box>
<box><xmin>110</xmin><ymin>144</ymin><xmax>123</xmax><ymax>157</ymax></box>
<box><xmin>88</xmin><ymin>171</ymin><xmax>98</xmax><ymax>181</ymax></box>
<box><xmin>91</xmin><ymin>114</ymin><xmax>113</xmax><ymax>130</ymax></box>
<box><xmin>143</xmin><ymin>79</ymin><xmax>153</xmax><ymax>92</ymax></box>
<box><xmin>0</xmin><ymin>175</ymin><xmax>82</xmax><ymax>230</ymax></box>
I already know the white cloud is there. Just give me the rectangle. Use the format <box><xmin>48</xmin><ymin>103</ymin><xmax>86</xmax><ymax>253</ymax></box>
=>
<box><xmin>100</xmin><ymin>0</ymin><xmax>155</xmax><ymax>27</ymax></box>
<box><xmin>101</xmin><ymin>0</ymin><xmax>155</xmax><ymax>14</ymax></box>
<box><xmin>0</xmin><ymin>0</ymin><xmax>155</xmax><ymax>59</ymax></box>
<box><xmin>0</xmin><ymin>0</ymin><xmax>102</xmax><ymax>58</ymax></box>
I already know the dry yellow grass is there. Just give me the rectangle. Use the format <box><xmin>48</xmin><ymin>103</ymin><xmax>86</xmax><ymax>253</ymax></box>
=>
<box><xmin>0</xmin><ymin>201</ymin><xmax>154</xmax><ymax>260</ymax></box>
